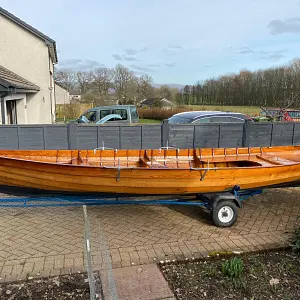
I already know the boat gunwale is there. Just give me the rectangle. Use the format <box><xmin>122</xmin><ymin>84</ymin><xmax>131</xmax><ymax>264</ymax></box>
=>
<box><xmin>0</xmin><ymin>153</ymin><xmax>299</xmax><ymax>171</ymax></box>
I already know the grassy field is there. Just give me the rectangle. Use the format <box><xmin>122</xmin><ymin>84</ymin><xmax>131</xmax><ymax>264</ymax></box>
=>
<box><xmin>137</xmin><ymin>105</ymin><xmax>261</xmax><ymax>121</ymax></box>
<box><xmin>186</xmin><ymin>105</ymin><xmax>261</xmax><ymax>115</ymax></box>
<box><xmin>139</xmin><ymin>119</ymin><xmax>161</xmax><ymax>124</ymax></box>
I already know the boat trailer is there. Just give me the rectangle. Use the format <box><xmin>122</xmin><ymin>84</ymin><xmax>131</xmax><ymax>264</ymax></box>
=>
<box><xmin>0</xmin><ymin>186</ymin><xmax>262</xmax><ymax>227</ymax></box>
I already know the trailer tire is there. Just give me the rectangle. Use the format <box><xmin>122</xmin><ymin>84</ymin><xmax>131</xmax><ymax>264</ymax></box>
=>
<box><xmin>212</xmin><ymin>200</ymin><xmax>238</xmax><ymax>227</ymax></box>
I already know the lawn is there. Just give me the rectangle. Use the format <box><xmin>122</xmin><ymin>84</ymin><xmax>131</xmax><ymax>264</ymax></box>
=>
<box><xmin>186</xmin><ymin>105</ymin><xmax>261</xmax><ymax>116</ymax></box>
<box><xmin>139</xmin><ymin>118</ymin><xmax>162</xmax><ymax>124</ymax></box>
<box><xmin>160</xmin><ymin>249</ymin><xmax>300</xmax><ymax>300</ymax></box>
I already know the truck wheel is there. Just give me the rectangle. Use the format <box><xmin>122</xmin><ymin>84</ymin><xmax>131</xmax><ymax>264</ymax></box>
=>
<box><xmin>212</xmin><ymin>201</ymin><xmax>238</xmax><ymax>227</ymax></box>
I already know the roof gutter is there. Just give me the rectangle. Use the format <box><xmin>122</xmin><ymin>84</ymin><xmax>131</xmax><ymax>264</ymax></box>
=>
<box><xmin>46</xmin><ymin>41</ymin><xmax>58</xmax><ymax>64</ymax></box>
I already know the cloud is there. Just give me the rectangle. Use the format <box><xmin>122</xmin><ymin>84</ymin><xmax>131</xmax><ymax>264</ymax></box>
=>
<box><xmin>124</xmin><ymin>47</ymin><xmax>148</xmax><ymax>55</ymax></box>
<box><xmin>132</xmin><ymin>71</ymin><xmax>144</xmax><ymax>75</ymax></box>
<box><xmin>168</xmin><ymin>45</ymin><xmax>183</xmax><ymax>50</ymax></box>
<box><xmin>148</xmin><ymin>64</ymin><xmax>160</xmax><ymax>67</ymax></box>
<box><xmin>60</xmin><ymin>58</ymin><xmax>82</xmax><ymax>66</ymax></box>
<box><xmin>267</xmin><ymin>18</ymin><xmax>300</xmax><ymax>35</ymax></box>
<box><xmin>122</xmin><ymin>55</ymin><xmax>138</xmax><ymax>61</ymax></box>
<box><xmin>164</xmin><ymin>44</ymin><xmax>184</xmax><ymax>55</ymax></box>
<box><xmin>124</xmin><ymin>48</ymin><xmax>139</xmax><ymax>55</ymax></box>
<box><xmin>237</xmin><ymin>46</ymin><xmax>254</xmax><ymax>54</ymax></box>
<box><xmin>238</xmin><ymin>49</ymin><xmax>254</xmax><ymax>54</ymax></box>
<box><xmin>112</xmin><ymin>54</ymin><xmax>123</xmax><ymax>61</ymax></box>
<box><xmin>258</xmin><ymin>49</ymin><xmax>287</xmax><ymax>62</ymax></box>
<box><xmin>165</xmin><ymin>63</ymin><xmax>176</xmax><ymax>67</ymax></box>
<box><xmin>164</xmin><ymin>49</ymin><xmax>175</xmax><ymax>56</ymax></box>
<box><xmin>222</xmin><ymin>46</ymin><xmax>233</xmax><ymax>51</ymax></box>
<box><xmin>257</xmin><ymin>49</ymin><xmax>287</xmax><ymax>62</ymax></box>
<box><xmin>139</xmin><ymin>47</ymin><xmax>148</xmax><ymax>52</ymax></box>
<box><xmin>261</xmin><ymin>52</ymin><xmax>285</xmax><ymax>62</ymax></box>
<box><xmin>236</xmin><ymin>47</ymin><xmax>287</xmax><ymax>61</ymax></box>
<box><xmin>130</xmin><ymin>65</ymin><xmax>155</xmax><ymax>72</ymax></box>
<box><xmin>58</xmin><ymin>59</ymin><xmax>104</xmax><ymax>70</ymax></box>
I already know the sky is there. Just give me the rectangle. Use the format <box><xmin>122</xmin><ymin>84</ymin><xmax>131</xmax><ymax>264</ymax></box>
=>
<box><xmin>1</xmin><ymin>0</ymin><xmax>300</xmax><ymax>85</ymax></box>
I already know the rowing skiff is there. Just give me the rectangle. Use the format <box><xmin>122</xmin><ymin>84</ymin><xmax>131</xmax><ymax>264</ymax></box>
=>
<box><xmin>0</xmin><ymin>146</ymin><xmax>299</xmax><ymax>195</ymax></box>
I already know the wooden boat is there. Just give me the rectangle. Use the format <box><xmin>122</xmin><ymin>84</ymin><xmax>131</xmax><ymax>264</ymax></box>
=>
<box><xmin>0</xmin><ymin>146</ymin><xmax>299</xmax><ymax>195</ymax></box>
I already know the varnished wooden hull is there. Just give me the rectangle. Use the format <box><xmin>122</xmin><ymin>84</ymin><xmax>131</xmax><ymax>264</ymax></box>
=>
<box><xmin>0</xmin><ymin>146</ymin><xmax>299</xmax><ymax>195</ymax></box>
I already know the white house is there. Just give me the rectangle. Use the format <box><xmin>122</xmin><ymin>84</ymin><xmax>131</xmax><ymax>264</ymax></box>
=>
<box><xmin>69</xmin><ymin>94</ymin><xmax>82</xmax><ymax>103</ymax></box>
<box><xmin>55</xmin><ymin>82</ymin><xmax>70</xmax><ymax>105</ymax></box>
<box><xmin>0</xmin><ymin>6</ymin><xmax>58</xmax><ymax>124</ymax></box>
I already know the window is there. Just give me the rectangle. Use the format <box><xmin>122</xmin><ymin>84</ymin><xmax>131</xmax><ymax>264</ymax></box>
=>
<box><xmin>113</xmin><ymin>109</ymin><xmax>128</xmax><ymax>120</ymax></box>
<box><xmin>209</xmin><ymin>116</ymin><xmax>232</xmax><ymax>123</ymax></box>
<box><xmin>192</xmin><ymin>117</ymin><xmax>211</xmax><ymax>124</ymax></box>
<box><xmin>230</xmin><ymin>117</ymin><xmax>245</xmax><ymax>123</ymax></box>
<box><xmin>82</xmin><ymin>111</ymin><xmax>97</xmax><ymax>123</ymax></box>
<box><xmin>6</xmin><ymin>100</ymin><xmax>17</xmax><ymax>124</ymax></box>
<box><xmin>130</xmin><ymin>106</ymin><xmax>139</xmax><ymax>120</ymax></box>
<box><xmin>100</xmin><ymin>110</ymin><xmax>112</xmax><ymax>119</ymax></box>
<box><xmin>288</xmin><ymin>111</ymin><xmax>300</xmax><ymax>118</ymax></box>
<box><xmin>168</xmin><ymin>116</ymin><xmax>190</xmax><ymax>124</ymax></box>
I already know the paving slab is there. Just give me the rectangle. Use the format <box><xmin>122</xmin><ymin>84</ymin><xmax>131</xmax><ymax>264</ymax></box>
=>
<box><xmin>100</xmin><ymin>264</ymin><xmax>174</xmax><ymax>300</ymax></box>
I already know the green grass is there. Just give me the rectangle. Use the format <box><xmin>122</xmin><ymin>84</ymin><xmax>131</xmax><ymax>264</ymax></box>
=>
<box><xmin>55</xmin><ymin>118</ymin><xmax>73</xmax><ymax>124</ymax></box>
<box><xmin>184</xmin><ymin>105</ymin><xmax>261</xmax><ymax>116</ymax></box>
<box><xmin>139</xmin><ymin>119</ymin><xmax>162</xmax><ymax>124</ymax></box>
<box><xmin>221</xmin><ymin>257</ymin><xmax>244</xmax><ymax>278</ymax></box>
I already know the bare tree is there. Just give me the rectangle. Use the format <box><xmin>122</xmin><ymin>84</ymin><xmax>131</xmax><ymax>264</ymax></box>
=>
<box><xmin>76</xmin><ymin>71</ymin><xmax>92</xmax><ymax>95</ymax></box>
<box><xmin>158</xmin><ymin>85</ymin><xmax>172</xmax><ymax>100</ymax></box>
<box><xmin>54</xmin><ymin>69</ymin><xmax>77</xmax><ymax>92</ymax></box>
<box><xmin>113</xmin><ymin>64</ymin><xmax>137</xmax><ymax>104</ymax></box>
<box><xmin>137</xmin><ymin>74</ymin><xmax>155</xmax><ymax>100</ymax></box>
<box><xmin>92</xmin><ymin>67</ymin><xmax>113</xmax><ymax>96</ymax></box>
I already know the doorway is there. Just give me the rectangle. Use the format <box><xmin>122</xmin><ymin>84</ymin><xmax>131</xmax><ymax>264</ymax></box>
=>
<box><xmin>6</xmin><ymin>100</ymin><xmax>17</xmax><ymax>124</ymax></box>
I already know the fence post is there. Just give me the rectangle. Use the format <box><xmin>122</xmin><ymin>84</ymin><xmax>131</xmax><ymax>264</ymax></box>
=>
<box><xmin>140</xmin><ymin>126</ymin><xmax>143</xmax><ymax>149</ymax></box>
<box><xmin>270</xmin><ymin>123</ymin><xmax>274</xmax><ymax>146</ymax></box>
<box><xmin>218</xmin><ymin>124</ymin><xmax>221</xmax><ymax>148</ymax></box>
<box><xmin>242</xmin><ymin>121</ymin><xmax>250</xmax><ymax>147</ymax></box>
<box><xmin>17</xmin><ymin>126</ymin><xmax>20</xmax><ymax>150</ymax></box>
<box><xmin>292</xmin><ymin>123</ymin><xmax>296</xmax><ymax>145</ymax></box>
<box><xmin>161</xmin><ymin>121</ymin><xmax>169</xmax><ymax>147</ymax></box>
<box><xmin>67</xmin><ymin>122</ymin><xmax>78</xmax><ymax>150</ymax></box>
<box><xmin>43</xmin><ymin>126</ymin><xmax>48</xmax><ymax>150</ymax></box>
<box><xmin>119</xmin><ymin>126</ymin><xmax>122</xmax><ymax>149</ymax></box>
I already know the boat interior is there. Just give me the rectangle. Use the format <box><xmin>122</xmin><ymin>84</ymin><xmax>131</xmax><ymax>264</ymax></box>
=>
<box><xmin>0</xmin><ymin>146</ymin><xmax>300</xmax><ymax>169</ymax></box>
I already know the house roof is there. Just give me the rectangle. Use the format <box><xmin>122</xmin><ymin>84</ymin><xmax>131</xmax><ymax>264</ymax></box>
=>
<box><xmin>0</xmin><ymin>6</ymin><xmax>58</xmax><ymax>63</ymax></box>
<box><xmin>0</xmin><ymin>65</ymin><xmax>40</xmax><ymax>93</ymax></box>
<box><xmin>55</xmin><ymin>81</ymin><xmax>69</xmax><ymax>91</ymax></box>
<box><xmin>140</xmin><ymin>97</ymin><xmax>175</xmax><ymax>107</ymax></box>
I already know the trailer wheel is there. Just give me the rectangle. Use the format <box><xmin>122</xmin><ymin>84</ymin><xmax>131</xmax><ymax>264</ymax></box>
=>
<box><xmin>212</xmin><ymin>200</ymin><xmax>238</xmax><ymax>227</ymax></box>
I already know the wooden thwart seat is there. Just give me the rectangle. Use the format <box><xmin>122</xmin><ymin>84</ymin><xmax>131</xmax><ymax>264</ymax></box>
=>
<box><xmin>256</xmin><ymin>154</ymin><xmax>294</xmax><ymax>165</ymax></box>
<box><xmin>139</xmin><ymin>151</ymin><xmax>168</xmax><ymax>168</ymax></box>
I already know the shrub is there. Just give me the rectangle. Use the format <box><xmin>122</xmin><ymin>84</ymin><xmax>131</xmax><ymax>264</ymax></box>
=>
<box><xmin>137</xmin><ymin>106</ymin><xmax>205</xmax><ymax>120</ymax></box>
<box><xmin>221</xmin><ymin>257</ymin><xmax>244</xmax><ymax>278</ymax></box>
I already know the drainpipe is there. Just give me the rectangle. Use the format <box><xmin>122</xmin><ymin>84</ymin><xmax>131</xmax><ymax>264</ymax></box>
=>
<box><xmin>0</xmin><ymin>92</ymin><xmax>9</xmax><ymax>125</ymax></box>
<box><xmin>48</xmin><ymin>51</ymin><xmax>55</xmax><ymax>123</ymax></box>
